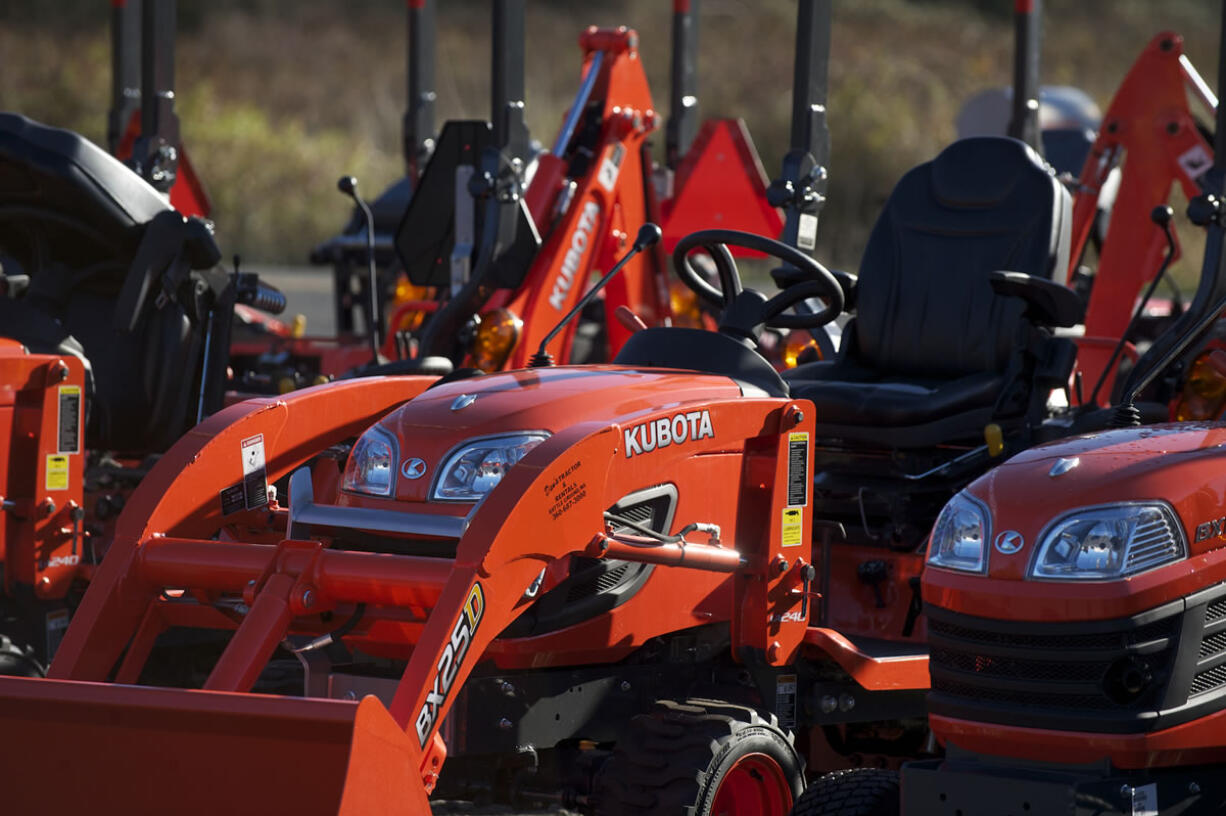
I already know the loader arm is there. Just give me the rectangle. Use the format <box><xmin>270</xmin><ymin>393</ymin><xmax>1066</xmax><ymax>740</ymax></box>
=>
<box><xmin>51</xmin><ymin>375</ymin><xmax>439</xmax><ymax>680</ymax></box>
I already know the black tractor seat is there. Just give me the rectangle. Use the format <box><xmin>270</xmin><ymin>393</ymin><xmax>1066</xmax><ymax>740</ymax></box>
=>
<box><xmin>784</xmin><ymin>136</ymin><xmax>1079</xmax><ymax>447</ymax></box>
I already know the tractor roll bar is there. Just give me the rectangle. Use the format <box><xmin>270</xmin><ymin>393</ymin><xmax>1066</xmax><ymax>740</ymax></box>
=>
<box><xmin>405</xmin><ymin>0</ymin><xmax>437</xmax><ymax>180</ymax></box>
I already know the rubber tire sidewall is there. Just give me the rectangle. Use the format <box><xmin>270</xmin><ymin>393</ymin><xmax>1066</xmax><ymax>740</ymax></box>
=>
<box><xmin>695</xmin><ymin>725</ymin><xmax>806</xmax><ymax>816</ymax></box>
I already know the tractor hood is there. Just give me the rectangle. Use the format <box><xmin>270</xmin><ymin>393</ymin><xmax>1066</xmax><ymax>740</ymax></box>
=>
<box><xmin>925</xmin><ymin>423</ymin><xmax>1226</xmax><ymax>621</ymax></box>
<box><xmin>353</xmin><ymin>366</ymin><xmax>743</xmax><ymax>503</ymax></box>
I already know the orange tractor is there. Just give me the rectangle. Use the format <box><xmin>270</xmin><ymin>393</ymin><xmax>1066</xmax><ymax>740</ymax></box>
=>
<box><xmin>0</xmin><ymin>122</ymin><xmax>1090</xmax><ymax>816</ymax></box>
<box><xmin>1</xmin><ymin>3</ymin><xmax>1218</xmax><ymax>815</ymax></box>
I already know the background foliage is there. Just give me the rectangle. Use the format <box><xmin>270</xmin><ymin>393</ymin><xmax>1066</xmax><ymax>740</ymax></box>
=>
<box><xmin>0</xmin><ymin>0</ymin><xmax>1218</xmax><ymax>278</ymax></box>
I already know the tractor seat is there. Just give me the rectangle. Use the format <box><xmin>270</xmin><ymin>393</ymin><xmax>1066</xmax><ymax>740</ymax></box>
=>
<box><xmin>784</xmin><ymin>137</ymin><xmax>1076</xmax><ymax>447</ymax></box>
<box><xmin>0</xmin><ymin>113</ymin><xmax>170</xmax><ymax>262</ymax></box>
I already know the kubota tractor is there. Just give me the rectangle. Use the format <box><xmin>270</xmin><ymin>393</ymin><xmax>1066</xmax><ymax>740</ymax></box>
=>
<box><xmin>0</xmin><ymin>102</ymin><xmax>1103</xmax><ymax>811</ymax></box>
<box><xmin>888</xmin><ymin>6</ymin><xmax>1226</xmax><ymax>813</ymax></box>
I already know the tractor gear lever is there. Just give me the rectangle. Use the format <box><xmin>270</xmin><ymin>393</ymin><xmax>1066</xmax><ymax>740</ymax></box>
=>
<box><xmin>530</xmin><ymin>223</ymin><xmax>663</xmax><ymax>367</ymax></box>
<box><xmin>337</xmin><ymin>175</ymin><xmax>382</xmax><ymax>365</ymax></box>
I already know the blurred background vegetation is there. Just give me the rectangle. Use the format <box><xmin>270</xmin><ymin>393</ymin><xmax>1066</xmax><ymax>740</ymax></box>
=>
<box><xmin>0</xmin><ymin>0</ymin><xmax>1219</xmax><ymax>278</ymax></box>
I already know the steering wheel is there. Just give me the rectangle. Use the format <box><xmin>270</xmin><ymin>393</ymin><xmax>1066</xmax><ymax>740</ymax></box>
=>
<box><xmin>672</xmin><ymin>229</ymin><xmax>847</xmax><ymax>328</ymax></box>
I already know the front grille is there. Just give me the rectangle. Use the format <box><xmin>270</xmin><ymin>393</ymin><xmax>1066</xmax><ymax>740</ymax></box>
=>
<box><xmin>1207</xmin><ymin>597</ymin><xmax>1226</xmax><ymax>625</ymax></box>
<box><xmin>927</xmin><ymin>610</ymin><xmax>1181</xmax><ymax>717</ymax></box>
<box><xmin>929</xmin><ymin>646</ymin><xmax>1108</xmax><ymax>684</ymax></box>
<box><xmin>929</xmin><ymin>617</ymin><xmax>1174</xmax><ymax>652</ymax></box>
<box><xmin>1198</xmin><ymin>629</ymin><xmax>1226</xmax><ymax>660</ymax></box>
<box><xmin>931</xmin><ymin>677</ymin><xmax>1117</xmax><ymax>711</ymax></box>
<box><xmin>1189</xmin><ymin>663</ymin><xmax>1226</xmax><ymax>697</ymax></box>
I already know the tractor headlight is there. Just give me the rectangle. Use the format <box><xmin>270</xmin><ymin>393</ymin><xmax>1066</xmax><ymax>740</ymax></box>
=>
<box><xmin>341</xmin><ymin>425</ymin><xmax>398</xmax><ymax>497</ymax></box>
<box><xmin>1030</xmin><ymin>503</ymin><xmax>1186</xmax><ymax>580</ymax></box>
<box><xmin>432</xmin><ymin>432</ymin><xmax>549</xmax><ymax>502</ymax></box>
<box><xmin>927</xmin><ymin>492</ymin><xmax>990</xmax><ymax>574</ymax></box>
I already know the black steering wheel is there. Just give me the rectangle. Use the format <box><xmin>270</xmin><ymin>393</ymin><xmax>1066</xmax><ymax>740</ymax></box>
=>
<box><xmin>672</xmin><ymin>229</ymin><xmax>846</xmax><ymax>328</ymax></box>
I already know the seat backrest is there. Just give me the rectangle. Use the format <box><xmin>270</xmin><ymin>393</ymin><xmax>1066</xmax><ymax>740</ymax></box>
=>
<box><xmin>854</xmin><ymin>136</ymin><xmax>1070</xmax><ymax>379</ymax></box>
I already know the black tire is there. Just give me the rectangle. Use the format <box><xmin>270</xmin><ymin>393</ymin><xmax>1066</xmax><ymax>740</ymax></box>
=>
<box><xmin>595</xmin><ymin>698</ymin><xmax>805</xmax><ymax>816</ymax></box>
<box><xmin>789</xmin><ymin>769</ymin><xmax>899</xmax><ymax>816</ymax></box>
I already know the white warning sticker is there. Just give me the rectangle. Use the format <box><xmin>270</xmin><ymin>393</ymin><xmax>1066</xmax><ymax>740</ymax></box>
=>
<box><xmin>240</xmin><ymin>433</ymin><xmax>268</xmax><ymax>511</ymax></box>
<box><xmin>1178</xmin><ymin>144</ymin><xmax>1212</xmax><ymax>182</ymax></box>
<box><xmin>1130</xmin><ymin>783</ymin><xmax>1157</xmax><ymax>816</ymax></box>
<box><xmin>797</xmin><ymin>213</ymin><xmax>819</xmax><ymax>250</ymax></box>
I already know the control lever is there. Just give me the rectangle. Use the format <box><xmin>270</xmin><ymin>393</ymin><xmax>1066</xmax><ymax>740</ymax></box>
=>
<box><xmin>799</xmin><ymin>562</ymin><xmax>817</xmax><ymax>619</ymax></box>
<box><xmin>337</xmin><ymin>175</ymin><xmax>381</xmax><ymax>364</ymax></box>
<box><xmin>530</xmin><ymin>223</ymin><xmax>663</xmax><ymax>367</ymax></box>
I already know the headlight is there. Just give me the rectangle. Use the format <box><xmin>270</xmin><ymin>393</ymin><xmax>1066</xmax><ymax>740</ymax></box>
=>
<box><xmin>341</xmin><ymin>425</ymin><xmax>398</xmax><ymax>497</ymax></box>
<box><xmin>432</xmin><ymin>432</ymin><xmax>549</xmax><ymax>501</ymax></box>
<box><xmin>1030</xmin><ymin>502</ymin><xmax>1186</xmax><ymax>580</ymax></box>
<box><xmin>927</xmin><ymin>492</ymin><xmax>990</xmax><ymax>574</ymax></box>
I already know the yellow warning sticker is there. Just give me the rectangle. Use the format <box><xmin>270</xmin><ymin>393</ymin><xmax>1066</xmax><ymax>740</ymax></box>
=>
<box><xmin>45</xmin><ymin>454</ymin><xmax>69</xmax><ymax>491</ymax></box>
<box><xmin>781</xmin><ymin>506</ymin><xmax>804</xmax><ymax>547</ymax></box>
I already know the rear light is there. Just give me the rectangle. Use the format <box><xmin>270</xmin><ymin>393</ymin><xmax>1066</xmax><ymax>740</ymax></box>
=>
<box><xmin>469</xmin><ymin>308</ymin><xmax>522</xmax><ymax>372</ymax></box>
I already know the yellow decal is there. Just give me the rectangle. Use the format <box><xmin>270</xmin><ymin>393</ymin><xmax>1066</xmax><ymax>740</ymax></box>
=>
<box><xmin>781</xmin><ymin>507</ymin><xmax>804</xmax><ymax>547</ymax></box>
<box><xmin>45</xmin><ymin>455</ymin><xmax>69</xmax><ymax>491</ymax></box>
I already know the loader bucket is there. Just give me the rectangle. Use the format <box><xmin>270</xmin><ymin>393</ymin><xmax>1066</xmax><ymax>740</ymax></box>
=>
<box><xmin>0</xmin><ymin>676</ymin><xmax>431</xmax><ymax>814</ymax></box>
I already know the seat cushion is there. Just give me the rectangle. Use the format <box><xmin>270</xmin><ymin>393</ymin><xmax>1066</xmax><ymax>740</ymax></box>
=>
<box><xmin>785</xmin><ymin>359</ymin><xmax>1002</xmax><ymax>427</ymax></box>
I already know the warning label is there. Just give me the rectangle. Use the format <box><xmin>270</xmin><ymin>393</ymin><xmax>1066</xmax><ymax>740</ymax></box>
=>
<box><xmin>240</xmin><ymin>434</ymin><xmax>268</xmax><ymax>511</ymax></box>
<box><xmin>781</xmin><ymin>507</ymin><xmax>803</xmax><ymax>547</ymax></box>
<box><xmin>220</xmin><ymin>483</ymin><xmax>246</xmax><ymax>516</ymax></box>
<box><xmin>45</xmin><ymin>454</ymin><xmax>69</xmax><ymax>491</ymax></box>
<box><xmin>786</xmin><ymin>432</ymin><xmax>808</xmax><ymax>507</ymax></box>
<box><xmin>597</xmin><ymin>143</ymin><xmax>625</xmax><ymax>192</ymax></box>
<box><xmin>775</xmin><ymin>674</ymin><xmax>798</xmax><ymax>730</ymax></box>
<box><xmin>58</xmin><ymin>385</ymin><xmax>81</xmax><ymax>453</ymax></box>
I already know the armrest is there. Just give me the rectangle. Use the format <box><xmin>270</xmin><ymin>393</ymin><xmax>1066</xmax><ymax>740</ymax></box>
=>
<box><xmin>988</xmin><ymin>270</ymin><xmax>1084</xmax><ymax>328</ymax></box>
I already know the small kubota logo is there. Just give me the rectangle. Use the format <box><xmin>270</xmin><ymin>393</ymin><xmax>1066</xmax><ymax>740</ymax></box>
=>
<box><xmin>994</xmin><ymin>530</ymin><xmax>1024</xmax><ymax>555</ymax></box>
<box><xmin>624</xmin><ymin>410</ymin><xmax>715</xmax><ymax>458</ymax></box>
<box><xmin>416</xmin><ymin>583</ymin><xmax>486</xmax><ymax>747</ymax></box>
<box><xmin>548</xmin><ymin>201</ymin><xmax>601</xmax><ymax>310</ymax></box>
<box><xmin>401</xmin><ymin>458</ymin><xmax>427</xmax><ymax>480</ymax></box>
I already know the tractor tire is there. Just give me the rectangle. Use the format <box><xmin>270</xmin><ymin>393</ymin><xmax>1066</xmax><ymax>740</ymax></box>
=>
<box><xmin>0</xmin><ymin>635</ymin><xmax>45</xmax><ymax>678</ymax></box>
<box><xmin>788</xmin><ymin>769</ymin><xmax>899</xmax><ymax>816</ymax></box>
<box><xmin>594</xmin><ymin>698</ymin><xmax>805</xmax><ymax>816</ymax></box>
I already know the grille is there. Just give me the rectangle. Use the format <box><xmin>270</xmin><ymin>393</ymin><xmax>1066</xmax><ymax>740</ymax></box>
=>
<box><xmin>928</xmin><ymin>613</ymin><xmax>1180</xmax><ymax>715</ymax></box>
<box><xmin>1206</xmin><ymin>598</ymin><xmax>1226</xmax><ymax>625</ymax></box>
<box><xmin>931</xmin><ymin>677</ymin><xmax>1118</xmax><ymax>711</ymax></box>
<box><xmin>1125</xmin><ymin>514</ymin><xmax>1182</xmax><ymax>573</ymax></box>
<box><xmin>929</xmin><ymin>647</ymin><xmax>1107</xmax><ymax>684</ymax></box>
<box><xmin>928</xmin><ymin>616</ymin><xmax>1177</xmax><ymax>652</ymax></box>
<box><xmin>1189</xmin><ymin>663</ymin><xmax>1226</xmax><ymax>697</ymax></box>
<box><xmin>1199</xmin><ymin>629</ymin><xmax>1226</xmax><ymax>660</ymax></box>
